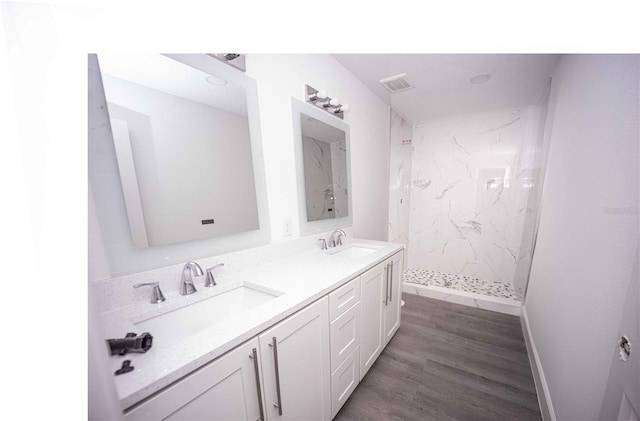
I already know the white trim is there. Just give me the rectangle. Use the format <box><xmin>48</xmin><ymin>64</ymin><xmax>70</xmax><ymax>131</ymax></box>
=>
<box><xmin>520</xmin><ymin>306</ymin><xmax>556</xmax><ymax>421</ymax></box>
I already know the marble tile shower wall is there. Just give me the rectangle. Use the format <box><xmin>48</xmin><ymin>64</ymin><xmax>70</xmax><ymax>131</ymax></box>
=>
<box><xmin>330</xmin><ymin>139</ymin><xmax>348</xmax><ymax>217</ymax></box>
<box><xmin>408</xmin><ymin>108</ymin><xmax>542</xmax><ymax>300</ymax></box>
<box><xmin>388</xmin><ymin>109</ymin><xmax>413</xmax><ymax>257</ymax></box>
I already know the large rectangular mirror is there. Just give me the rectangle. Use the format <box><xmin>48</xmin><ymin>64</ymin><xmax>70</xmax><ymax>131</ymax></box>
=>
<box><xmin>99</xmin><ymin>54</ymin><xmax>260</xmax><ymax>247</ymax></box>
<box><xmin>292</xmin><ymin>98</ymin><xmax>352</xmax><ymax>234</ymax></box>
<box><xmin>89</xmin><ymin>54</ymin><xmax>270</xmax><ymax>275</ymax></box>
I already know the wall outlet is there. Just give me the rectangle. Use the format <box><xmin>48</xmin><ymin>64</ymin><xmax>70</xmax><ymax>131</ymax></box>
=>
<box><xmin>282</xmin><ymin>217</ymin><xmax>293</xmax><ymax>237</ymax></box>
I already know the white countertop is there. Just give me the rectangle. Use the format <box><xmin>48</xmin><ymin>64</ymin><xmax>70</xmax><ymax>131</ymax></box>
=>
<box><xmin>99</xmin><ymin>238</ymin><xmax>403</xmax><ymax>409</ymax></box>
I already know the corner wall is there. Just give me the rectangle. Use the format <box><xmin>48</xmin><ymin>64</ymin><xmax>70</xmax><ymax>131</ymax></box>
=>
<box><xmin>524</xmin><ymin>54</ymin><xmax>639</xmax><ymax>420</ymax></box>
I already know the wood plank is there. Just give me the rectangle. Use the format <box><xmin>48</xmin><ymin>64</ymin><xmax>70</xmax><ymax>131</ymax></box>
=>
<box><xmin>335</xmin><ymin>293</ymin><xmax>541</xmax><ymax>421</ymax></box>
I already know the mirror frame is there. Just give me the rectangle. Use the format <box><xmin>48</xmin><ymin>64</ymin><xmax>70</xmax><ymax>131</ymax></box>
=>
<box><xmin>89</xmin><ymin>54</ymin><xmax>271</xmax><ymax>276</ymax></box>
<box><xmin>291</xmin><ymin>97</ymin><xmax>353</xmax><ymax>235</ymax></box>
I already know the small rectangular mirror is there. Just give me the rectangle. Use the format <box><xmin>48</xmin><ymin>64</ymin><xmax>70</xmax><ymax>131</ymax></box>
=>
<box><xmin>292</xmin><ymin>98</ymin><xmax>352</xmax><ymax>234</ymax></box>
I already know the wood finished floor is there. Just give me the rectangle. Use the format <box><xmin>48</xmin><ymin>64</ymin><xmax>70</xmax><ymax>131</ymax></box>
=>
<box><xmin>335</xmin><ymin>293</ymin><xmax>541</xmax><ymax>421</ymax></box>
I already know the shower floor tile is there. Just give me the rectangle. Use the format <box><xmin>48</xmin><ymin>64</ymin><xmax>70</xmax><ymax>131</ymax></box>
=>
<box><xmin>403</xmin><ymin>267</ymin><xmax>519</xmax><ymax>301</ymax></box>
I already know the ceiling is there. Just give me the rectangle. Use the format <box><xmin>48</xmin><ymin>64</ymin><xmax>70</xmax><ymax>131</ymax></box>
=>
<box><xmin>332</xmin><ymin>54</ymin><xmax>561</xmax><ymax>123</ymax></box>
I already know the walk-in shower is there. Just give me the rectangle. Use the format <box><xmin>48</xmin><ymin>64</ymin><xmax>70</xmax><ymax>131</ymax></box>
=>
<box><xmin>389</xmin><ymin>82</ymin><xmax>552</xmax><ymax>313</ymax></box>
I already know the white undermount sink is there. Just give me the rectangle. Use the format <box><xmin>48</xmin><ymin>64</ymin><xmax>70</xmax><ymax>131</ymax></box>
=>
<box><xmin>325</xmin><ymin>243</ymin><xmax>383</xmax><ymax>258</ymax></box>
<box><xmin>133</xmin><ymin>284</ymin><xmax>282</xmax><ymax>348</ymax></box>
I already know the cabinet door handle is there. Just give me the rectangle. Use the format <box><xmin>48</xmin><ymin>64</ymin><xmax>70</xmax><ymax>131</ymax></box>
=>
<box><xmin>271</xmin><ymin>337</ymin><xmax>283</xmax><ymax>415</ymax></box>
<box><xmin>251</xmin><ymin>348</ymin><xmax>266</xmax><ymax>421</ymax></box>
<box><xmin>389</xmin><ymin>261</ymin><xmax>394</xmax><ymax>303</ymax></box>
<box><xmin>384</xmin><ymin>264</ymin><xmax>389</xmax><ymax>306</ymax></box>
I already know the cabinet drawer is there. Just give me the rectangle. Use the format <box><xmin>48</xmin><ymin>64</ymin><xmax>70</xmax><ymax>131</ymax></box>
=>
<box><xmin>330</xmin><ymin>301</ymin><xmax>360</xmax><ymax>372</ymax></box>
<box><xmin>331</xmin><ymin>345</ymin><xmax>360</xmax><ymax>419</ymax></box>
<box><xmin>329</xmin><ymin>276</ymin><xmax>361</xmax><ymax>321</ymax></box>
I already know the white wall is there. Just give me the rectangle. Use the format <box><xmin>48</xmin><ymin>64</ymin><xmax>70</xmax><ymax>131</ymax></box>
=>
<box><xmin>246</xmin><ymin>54</ymin><xmax>390</xmax><ymax>242</ymax></box>
<box><xmin>524</xmin><ymin>55</ymin><xmax>639</xmax><ymax>420</ymax></box>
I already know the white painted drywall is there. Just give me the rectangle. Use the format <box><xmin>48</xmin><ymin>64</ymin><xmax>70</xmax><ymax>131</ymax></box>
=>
<box><xmin>599</xmin><ymin>242</ymin><xmax>639</xmax><ymax>420</ymax></box>
<box><xmin>246</xmin><ymin>54</ymin><xmax>390</xmax><ymax>242</ymax></box>
<box><xmin>524</xmin><ymin>55</ymin><xmax>639</xmax><ymax>420</ymax></box>
<box><xmin>88</xmin><ymin>185</ymin><xmax>122</xmax><ymax>419</ymax></box>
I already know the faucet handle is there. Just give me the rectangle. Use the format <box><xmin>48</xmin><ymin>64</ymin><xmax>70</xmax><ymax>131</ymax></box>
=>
<box><xmin>133</xmin><ymin>282</ymin><xmax>166</xmax><ymax>304</ymax></box>
<box><xmin>205</xmin><ymin>263</ymin><xmax>225</xmax><ymax>287</ymax></box>
<box><xmin>318</xmin><ymin>238</ymin><xmax>328</xmax><ymax>250</ymax></box>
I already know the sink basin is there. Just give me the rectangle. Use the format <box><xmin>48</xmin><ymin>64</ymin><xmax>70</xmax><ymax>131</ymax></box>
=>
<box><xmin>133</xmin><ymin>284</ymin><xmax>281</xmax><ymax>348</ymax></box>
<box><xmin>326</xmin><ymin>243</ymin><xmax>382</xmax><ymax>258</ymax></box>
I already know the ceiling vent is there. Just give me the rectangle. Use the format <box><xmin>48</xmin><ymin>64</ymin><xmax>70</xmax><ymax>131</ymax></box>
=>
<box><xmin>379</xmin><ymin>73</ymin><xmax>414</xmax><ymax>93</ymax></box>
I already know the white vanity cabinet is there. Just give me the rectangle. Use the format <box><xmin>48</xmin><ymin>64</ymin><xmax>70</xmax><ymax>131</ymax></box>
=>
<box><xmin>360</xmin><ymin>251</ymin><xmax>403</xmax><ymax>380</ymax></box>
<box><xmin>259</xmin><ymin>296</ymin><xmax>331</xmax><ymax>421</ymax></box>
<box><xmin>125</xmin><ymin>297</ymin><xmax>331</xmax><ymax>421</ymax></box>
<box><xmin>119</xmin><ymin>247</ymin><xmax>404</xmax><ymax>421</ymax></box>
<box><xmin>124</xmin><ymin>338</ymin><xmax>264</xmax><ymax>421</ymax></box>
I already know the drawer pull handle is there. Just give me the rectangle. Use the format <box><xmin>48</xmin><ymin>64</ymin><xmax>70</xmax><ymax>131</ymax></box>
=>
<box><xmin>251</xmin><ymin>348</ymin><xmax>266</xmax><ymax>421</ymax></box>
<box><xmin>384</xmin><ymin>264</ymin><xmax>390</xmax><ymax>306</ymax></box>
<box><xmin>271</xmin><ymin>337</ymin><xmax>283</xmax><ymax>416</ymax></box>
<box><xmin>389</xmin><ymin>261</ymin><xmax>394</xmax><ymax>303</ymax></box>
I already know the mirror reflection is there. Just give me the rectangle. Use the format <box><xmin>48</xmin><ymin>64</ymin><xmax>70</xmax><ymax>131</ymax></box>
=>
<box><xmin>300</xmin><ymin>114</ymin><xmax>348</xmax><ymax>222</ymax></box>
<box><xmin>98</xmin><ymin>54</ymin><xmax>260</xmax><ymax>248</ymax></box>
<box><xmin>292</xmin><ymin>97</ymin><xmax>351</xmax><ymax>235</ymax></box>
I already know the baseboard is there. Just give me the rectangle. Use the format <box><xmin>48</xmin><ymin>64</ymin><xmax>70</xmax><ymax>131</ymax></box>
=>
<box><xmin>520</xmin><ymin>306</ymin><xmax>556</xmax><ymax>421</ymax></box>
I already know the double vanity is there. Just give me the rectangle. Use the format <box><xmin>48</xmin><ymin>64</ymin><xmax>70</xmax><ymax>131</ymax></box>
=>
<box><xmin>100</xmin><ymin>238</ymin><xmax>404</xmax><ymax>420</ymax></box>
<box><xmin>90</xmin><ymin>53</ymin><xmax>400</xmax><ymax>420</ymax></box>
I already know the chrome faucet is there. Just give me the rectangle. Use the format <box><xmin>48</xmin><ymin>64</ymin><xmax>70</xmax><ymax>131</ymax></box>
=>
<box><xmin>329</xmin><ymin>229</ymin><xmax>346</xmax><ymax>248</ymax></box>
<box><xmin>180</xmin><ymin>261</ymin><xmax>203</xmax><ymax>295</ymax></box>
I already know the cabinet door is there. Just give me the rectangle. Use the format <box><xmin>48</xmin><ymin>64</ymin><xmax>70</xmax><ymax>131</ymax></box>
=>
<box><xmin>259</xmin><ymin>297</ymin><xmax>331</xmax><ymax>421</ymax></box>
<box><xmin>359</xmin><ymin>262</ymin><xmax>385</xmax><ymax>380</ymax></box>
<box><xmin>125</xmin><ymin>338</ymin><xmax>264</xmax><ymax>421</ymax></box>
<box><xmin>383</xmin><ymin>251</ymin><xmax>403</xmax><ymax>345</ymax></box>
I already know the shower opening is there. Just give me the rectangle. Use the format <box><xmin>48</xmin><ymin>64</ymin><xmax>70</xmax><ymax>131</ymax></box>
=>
<box><xmin>388</xmin><ymin>81</ymin><xmax>552</xmax><ymax>314</ymax></box>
